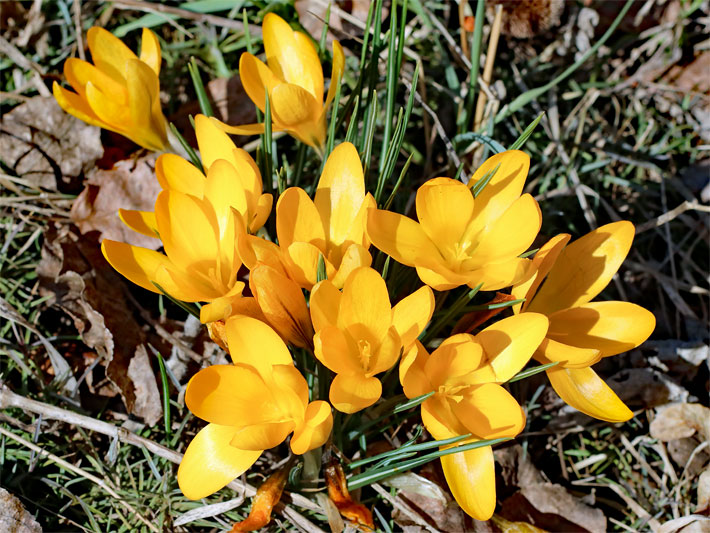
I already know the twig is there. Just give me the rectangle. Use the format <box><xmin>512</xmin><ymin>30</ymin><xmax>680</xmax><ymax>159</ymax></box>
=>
<box><xmin>0</xmin><ymin>35</ymin><xmax>50</xmax><ymax>97</ymax></box>
<box><xmin>73</xmin><ymin>0</ymin><xmax>86</xmax><ymax>61</ymax></box>
<box><xmin>473</xmin><ymin>4</ymin><xmax>502</xmax><ymax>131</ymax></box>
<box><xmin>0</xmin><ymin>425</ymin><xmax>159</xmax><ymax>532</ymax></box>
<box><xmin>635</xmin><ymin>201</ymin><xmax>710</xmax><ymax>234</ymax></box>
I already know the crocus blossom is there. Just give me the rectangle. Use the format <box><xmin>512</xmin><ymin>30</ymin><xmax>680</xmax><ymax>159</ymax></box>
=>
<box><xmin>53</xmin><ymin>27</ymin><xmax>170</xmax><ymax>151</ymax></box>
<box><xmin>215</xmin><ymin>13</ymin><xmax>344</xmax><ymax>151</ymax></box>
<box><xmin>310</xmin><ymin>267</ymin><xmax>434</xmax><ymax>413</ymax></box>
<box><xmin>399</xmin><ymin>313</ymin><xmax>549</xmax><ymax>520</ymax></box>
<box><xmin>512</xmin><ymin>221</ymin><xmax>656</xmax><ymax>422</ymax></box>
<box><xmin>367</xmin><ymin>150</ymin><xmax>541</xmax><ymax>291</ymax></box>
<box><xmin>276</xmin><ymin>142</ymin><xmax>375</xmax><ymax>290</ymax></box>
<box><xmin>177</xmin><ymin>316</ymin><xmax>332</xmax><ymax>500</ymax></box>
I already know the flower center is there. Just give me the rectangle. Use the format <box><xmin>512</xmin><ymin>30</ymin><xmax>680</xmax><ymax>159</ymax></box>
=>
<box><xmin>357</xmin><ymin>339</ymin><xmax>372</xmax><ymax>371</ymax></box>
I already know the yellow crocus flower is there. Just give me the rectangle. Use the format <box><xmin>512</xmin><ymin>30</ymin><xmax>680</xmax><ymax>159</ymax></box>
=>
<box><xmin>215</xmin><ymin>13</ymin><xmax>344</xmax><ymax>151</ymax></box>
<box><xmin>276</xmin><ymin>142</ymin><xmax>375</xmax><ymax>290</ymax></box>
<box><xmin>399</xmin><ymin>313</ymin><xmax>549</xmax><ymax>520</ymax></box>
<box><xmin>310</xmin><ymin>267</ymin><xmax>434</xmax><ymax>413</ymax></box>
<box><xmin>53</xmin><ymin>27</ymin><xmax>170</xmax><ymax>152</ymax></box>
<box><xmin>178</xmin><ymin>316</ymin><xmax>333</xmax><ymax>500</ymax></box>
<box><xmin>367</xmin><ymin>150</ymin><xmax>541</xmax><ymax>291</ymax></box>
<box><xmin>511</xmin><ymin>221</ymin><xmax>656</xmax><ymax>422</ymax></box>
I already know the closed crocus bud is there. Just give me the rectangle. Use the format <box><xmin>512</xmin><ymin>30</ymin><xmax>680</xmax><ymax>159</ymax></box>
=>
<box><xmin>53</xmin><ymin>27</ymin><xmax>170</xmax><ymax>152</ymax></box>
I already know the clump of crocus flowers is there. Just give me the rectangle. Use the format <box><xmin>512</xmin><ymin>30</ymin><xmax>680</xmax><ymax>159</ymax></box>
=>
<box><xmin>56</xmin><ymin>13</ymin><xmax>655</xmax><ymax>528</ymax></box>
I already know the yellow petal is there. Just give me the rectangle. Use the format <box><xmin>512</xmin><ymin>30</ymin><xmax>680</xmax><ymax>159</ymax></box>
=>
<box><xmin>290</xmin><ymin>401</ymin><xmax>333</xmax><ymax>455</ymax></box>
<box><xmin>527</xmin><ymin>221</ymin><xmax>635</xmax><ymax>315</ymax></box>
<box><xmin>451</xmin><ymin>383</ymin><xmax>525</xmax><ymax>438</ymax></box>
<box><xmin>424</xmin><ymin>334</ymin><xmax>483</xmax><ymax>389</ymax></box>
<box><xmin>467</xmin><ymin>150</ymin><xmax>530</xmax><ymax>238</ymax></box>
<box><xmin>52</xmin><ymin>82</ymin><xmax>104</xmax><ymax>128</ymax></box>
<box><xmin>329</xmin><ymin>373</ymin><xmax>382</xmax><ymax>413</ymax></box>
<box><xmin>399</xmin><ymin>341</ymin><xmax>433</xmax><ymax>399</ymax></box>
<box><xmin>416</xmin><ymin>178</ymin><xmax>475</xmax><ymax>249</ymax></box>
<box><xmin>368</xmin><ymin>326</ymin><xmax>403</xmax><ymax>376</ymax></box>
<box><xmin>420</xmin><ymin>394</ymin><xmax>465</xmax><ymax>439</ymax></box>
<box><xmin>177</xmin><ymin>423</ymin><xmax>261</xmax><ymax>500</ymax></box>
<box><xmin>276</xmin><ymin>187</ymin><xmax>326</xmax><ymax>249</ymax></box>
<box><xmin>470</xmin><ymin>257</ymin><xmax>534</xmax><ymax>292</ymax></box>
<box><xmin>225</xmin><ymin>315</ymin><xmax>293</xmax><ymax>375</ymax></box>
<box><xmin>283</xmin><ymin>241</ymin><xmax>331</xmax><ymax>290</ymax></box>
<box><xmin>154</xmin><ymin>261</ymin><xmax>217</xmax><ymax>302</ymax></box>
<box><xmin>199</xmin><ymin>290</ymin><xmax>247</xmax><ymax>324</ymax></box>
<box><xmin>64</xmin><ymin>57</ymin><xmax>126</xmax><ymax>101</ymax></box>
<box><xmin>125</xmin><ymin>58</ymin><xmax>167</xmax><ymax>151</ymax></box>
<box><xmin>251</xmin><ymin>194</ymin><xmax>273</xmax><ymax>233</ymax></box>
<box><xmin>511</xmin><ymin>233</ymin><xmax>571</xmax><ymax>313</ymax></box>
<box><xmin>237</xmin><ymin>232</ymin><xmax>284</xmax><ymax>272</ymax></box>
<box><xmin>238</xmin><ymin>52</ymin><xmax>281</xmax><ymax>113</ymax></box>
<box><xmin>118</xmin><ymin>209</ymin><xmax>158</xmax><ymax>239</ymax></box>
<box><xmin>324</xmin><ymin>40</ymin><xmax>345</xmax><ymax>110</ymax></box>
<box><xmin>213</xmin><ymin>121</ymin><xmax>268</xmax><ymax>136</ymax></box>
<box><xmin>314</xmin><ymin>142</ymin><xmax>365</xmax><ymax>247</ymax></box>
<box><xmin>86</xmin><ymin>27</ymin><xmax>137</xmax><ymax>82</ymax></box>
<box><xmin>230</xmin><ymin>421</ymin><xmax>295</xmax><ymax>451</ymax></box>
<box><xmin>310</xmin><ymin>279</ymin><xmax>342</xmax><ymax>331</ymax></box>
<box><xmin>139</xmin><ymin>28</ymin><xmax>161</xmax><ymax>76</ymax></box>
<box><xmin>474</xmin><ymin>313</ymin><xmax>549</xmax><ymax>383</ymax></box>
<box><xmin>250</xmin><ymin>264</ymin><xmax>314</xmax><ymax>349</ymax></box>
<box><xmin>392</xmin><ymin>286</ymin><xmax>435</xmax><ymax>350</ymax></box>
<box><xmin>547</xmin><ymin>301</ymin><xmax>655</xmax><ymax>358</ymax></box>
<box><xmin>195</xmin><ymin>114</ymin><xmax>238</xmax><ymax>172</ymax></box>
<box><xmin>263</xmin><ymin>13</ymin><xmax>323</xmax><ymax>99</ymax></box>
<box><xmin>338</xmin><ymin>267</ymin><xmax>392</xmax><ymax>347</ymax></box>
<box><xmin>155</xmin><ymin>153</ymin><xmax>205</xmax><ymax>195</ymax></box>
<box><xmin>546</xmin><ymin>366</ymin><xmax>633</xmax><ymax>422</ymax></box>
<box><xmin>85</xmin><ymin>81</ymin><xmax>129</xmax><ymax>128</ymax></box>
<box><xmin>313</xmin><ymin>326</ymin><xmax>363</xmax><ymax>375</ymax></box>
<box><xmin>204</xmin><ymin>159</ymin><xmax>249</xmax><ymax>232</ymax></box>
<box><xmin>329</xmin><ymin>243</ymin><xmax>372</xmax><ymax>289</ymax></box>
<box><xmin>440</xmin><ymin>445</ymin><xmax>496</xmax><ymax>520</ymax></box>
<box><xmin>415</xmin><ymin>265</ymin><xmax>472</xmax><ymax>291</ymax></box>
<box><xmin>271</xmin><ymin>83</ymin><xmax>321</xmax><ymax>127</ymax></box>
<box><xmin>534</xmin><ymin>337</ymin><xmax>601</xmax><ymax>369</ymax></box>
<box><xmin>367</xmin><ymin>209</ymin><xmax>443</xmax><ymax>269</ymax></box>
<box><xmin>271</xmin><ymin>364</ymin><xmax>310</xmax><ymax>411</ymax></box>
<box><xmin>101</xmin><ymin>240</ymin><xmax>165</xmax><ymax>294</ymax></box>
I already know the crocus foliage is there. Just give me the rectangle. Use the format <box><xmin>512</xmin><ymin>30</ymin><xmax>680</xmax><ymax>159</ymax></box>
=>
<box><xmin>178</xmin><ymin>316</ymin><xmax>332</xmax><ymax>500</ymax></box>
<box><xmin>400</xmin><ymin>313</ymin><xmax>549</xmax><ymax>520</ymax></box>
<box><xmin>53</xmin><ymin>27</ymin><xmax>169</xmax><ymax>151</ymax></box>
<box><xmin>512</xmin><ymin>221</ymin><xmax>656</xmax><ymax>422</ymax></box>
<box><xmin>311</xmin><ymin>267</ymin><xmax>434</xmax><ymax>413</ymax></box>
<box><xmin>368</xmin><ymin>150</ymin><xmax>541</xmax><ymax>291</ymax></box>
<box><xmin>216</xmin><ymin>13</ymin><xmax>344</xmax><ymax>151</ymax></box>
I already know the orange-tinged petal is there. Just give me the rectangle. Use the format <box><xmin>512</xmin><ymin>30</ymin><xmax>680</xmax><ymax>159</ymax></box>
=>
<box><xmin>314</xmin><ymin>142</ymin><xmax>365</xmax><ymax>247</ymax></box>
<box><xmin>416</xmin><ymin>178</ymin><xmax>475</xmax><ymax>249</ymax></box>
<box><xmin>451</xmin><ymin>383</ymin><xmax>525</xmax><ymax>438</ymax></box>
<box><xmin>271</xmin><ymin>83</ymin><xmax>321</xmax><ymax>127</ymax></box>
<box><xmin>64</xmin><ymin>57</ymin><xmax>126</xmax><ymax>100</ymax></box>
<box><xmin>185</xmin><ymin>364</ymin><xmax>276</xmax><ymax>426</ymax></box>
<box><xmin>534</xmin><ymin>337</ymin><xmax>602</xmax><ymax>369</ymax></box>
<box><xmin>263</xmin><ymin>13</ymin><xmax>323</xmax><ymax>99</ymax></box>
<box><xmin>139</xmin><ymin>28</ymin><xmax>161</xmax><ymax>76</ymax></box>
<box><xmin>283</xmin><ymin>241</ymin><xmax>331</xmax><ymax>290</ymax></box>
<box><xmin>310</xmin><ymin>279</ymin><xmax>342</xmax><ymax>331</ymax></box>
<box><xmin>238</xmin><ymin>52</ymin><xmax>281</xmax><ymax>113</ymax></box>
<box><xmin>467</xmin><ymin>150</ymin><xmax>530</xmax><ymax>238</ymax></box>
<box><xmin>53</xmin><ymin>82</ymin><xmax>104</xmax><ymax>128</ymax></box>
<box><xmin>118</xmin><ymin>209</ymin><xmax>158</xmax><ymax>238</ymax></box>
<box><xmin>528</xmin><ymin>221</ymin><xmax>635</xmax><ymax>315</ymax></box>
<box><xmin>400</xmin><ymin>341</ymin><xmax>433</xmax><ymax>399</ymax></box>
<box><xmin>329</xmin><ymin>373</ymin><xmax>382</xmax><ymax>413</ymax></box>
<box><xmin>329</xmin><ymin>244</ymin><xmax>372</xmax><ymax>289</ymax></box>
<box><xmin>547</xmin><ymin>301</ymin><xmax>655</xmax><ymax>358</ymax></box>
<box><xmin>86</xmin><ymin>27</ymin><xmax>137</xmax><ymax>82</ymax></box>
<box><xmin>512</xmin><ymin>233</ymin><xmax>571</xmax><ymax>313</ymax></box>
<box><xmin>472</xmin><ymin>194</ymin><xmax>541</xmax><ymax>262</ymax></box>
<box><xmin>367</xmin><ymin>209</ymin><xmax>443</xmax><ymax>269</ymax></box>
<box><xmin>392</xmin><ymin>286</ymin><xmax>435</xmax><ymax>350</ymax></box>
<box><xmin>473</xmin><ymin>313</ymin><xmax>548</xmax><ymax>383</ymax></box>
<box><xmin>230</xmin><ymin>421</ymin><xmax>295</xmax><ymax>451</ymax></box>
<box><xmin>470</xmin><ymin>257</ymin><xmax>533</xmax><ymax>292</ymax></box>
<box><xmin>547</xmin><ymin>366</ymin><xmax>633</xmax><ymax>422</ymax></box>
<box><xmin>324</xmin><ymin>40</ymin><xmax>344</xmax><ymax>110</ymax></box>
<box><xmin>313</xmin><ymin>326</ymin><xmax>363</xmax><ymax>375</ymax></box>
<box><xmin>155</xmin><ymin>153</ymin><xmax>205</xmax><ymax>195</ymax></box>
<box><xmin>177</xmin><ymin>423</ymin><xmax>261</xmax><ymax>500</ymax></box>
<box><xmin>290</xmin><ymin>401</ymin><xmax>333</xmax><ymax>455</ymax></box>
<box><xmin>440</xmin><ymin>445</ymin><xmax>496</xmax><ymax>520</ymax></box>
<box><xmin>250</xmin><ymin>264</ymin><xmax>314</xmax><ymax>349</ymax></box>
<box><xmin>338</xmin><ymin>267</ymin><xmax>392</xmax><ymax>347</ymax></box>
<box><xmin>276</xmin><ymin>187</ymin><xmax>325</xmax><ymax>249</ymax></box>
<box><xmin>225</xmin><ymin>315</ymin><xmax>293</xmax><ymax>375</ymax></box>
<box><xmin>101</xmin><ymin>240</ymin><xmax>165</xmax><ymax>294</ymax></box>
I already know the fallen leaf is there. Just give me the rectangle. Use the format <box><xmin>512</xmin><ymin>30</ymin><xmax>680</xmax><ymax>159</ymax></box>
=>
<box><xmin>650</xmin><ymin>404</ymin><xmax>710</xmax><ymax>442</ymax></box>
<box><xmin>491</xmin><ymin>514</ymin><xmax>549</xmax><ymax>533</ymax></box>
<box><xmin>324</xmin><ymin>448</ymin><xmax>375</xmax><ymax>531</ymax></box>
<box><xmin>0</xmin><ymin>96</ymin><xmax>103</xmax><ymax>192</ymax></box>
<box><xmin>488</xmin><ymin>0</ymin><xmax>564</xmax><ymax>39</ymax></box>
<box><xmin>608</xmin><ymin>368</ymin><xmax>689</xmax><ymax>409</ymax></box>
<box><xmin>70</xmin><ymin>152</ymin><xmax>162</xmax><ymax>249</ymax></box>
<box><xmin>127</xmin><ymin>345</ymin><xmax>162</xmax><ymax>428</ymax></box>
<box><xmin>230</xmin><ymin>460</ymin><xmax>292</xmax><ymax>532</ymax></box>
<box><xmin>696</xmin><ymin>468</ymin><xmax>710</xmax><ymax>513</ymax></box>
<box><xmin>0</xmin><ymin>487</ymin><xmax>41</xmax><ymax>533</ymax></box>
<box><xmin>37</xmin><ymin>224</ymin><xmax>163</xmax><ymax>425</ymax></box>
<box><xmin>659</xmin><ymin>515</ymin><xmax>710</xmax><ymax>533</ymax></box>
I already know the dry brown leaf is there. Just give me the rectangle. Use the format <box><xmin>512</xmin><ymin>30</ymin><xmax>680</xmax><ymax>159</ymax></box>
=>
<box><xmin>0</xmin><ymin>96</ymin><xmax>103</xmax><ymax>192</ymax></box>
<box><xmin>0</xmin><ymin>487</ymin><xmax>41</xmax><ymax>533</ymax></box>
<box><xmin>324</xmin><ymin>448</ymin><xmax>375</xmax><ymax>531</ymax></box>
<box><xmin>488</xmin><ymin>0</ymin><xmax>564</xmax><ymax>39</ymax></box>
<box><xmin>70</xmin><ymin>153</ymin><xmax>162</xmax><ymax>249</ymax></box>
<box><xmin>230</xmin><ymin>461</ymin><xmax>292</xmax><ymax>532</ymax></box>
<box><xmin>650</xmin><ymin>404</ymin><xmax>710</xmax><ymax>442</ymax></box>
<box><xmin>696</xmin><ymin>468</ymin><xmax>710</xmax><ymax>514</ymax></box>
<box><xmin>37</xmin><ymin>224</ymin><xmax>163</xmax><ymax>426</ymax></box>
